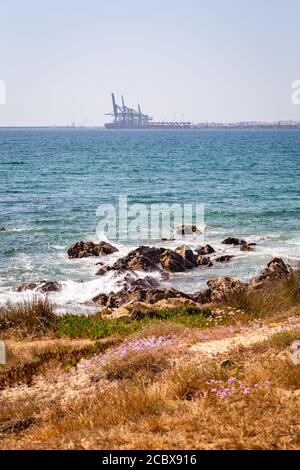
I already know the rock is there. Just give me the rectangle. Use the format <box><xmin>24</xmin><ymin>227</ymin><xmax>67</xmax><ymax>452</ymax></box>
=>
<box><xmin>160</xmin><ymin>249</ymin><xmax>187</xmax><ymax>272</ymax></box>
<box><xmin>152</xmin><ymin>297</ymin><xmax>200</xmax><ymax>309</ymax></box>
<box><xmin>92</xmin><ymin>293</ymin><xmax>109</xmax><ymax>305</ymax></box>
<box><xmin>93</xmin><ymin>281</ymin><xmax>193</xmax><ymax>308</ymax></box>
<box><xmin>240</xmin><ymin>245</ymin><xmax>255</xmax><ymax>252</ymax></box>
<box><xmin>196</xmin><ymin>244</ymin><xmax>215</xmax><ymax>255</ymax></box>
<box><xmin>207</xmin><ymin>277</ymin><xmax>245</xmax><ymax>302</ymax></box>
<box><xmin>112</xmin><ymin>246</ymin><xmax>165</xmax><ymax>272</ymax></box>
<box><xmin>96</xmin><ymin>306</ymin><xmax>112</xmax><ymax>317</ymax></box>
<box><xmin>250</xmin><ymin>257</ymin><xmax>292</xmax><ymax>289</ymax></box>
<box><xmin>16</xmin><ymin>280</ymin><xmax>62</xmax><ymax>293</ymax></box>
<box><xmin>191</xmin><ymin>289</ymin><xmax>213</xmax><ymax>304</ymax></box>
<box><xmin>101</xmin><ymin>306</ymin><xmax>131</xmax><ymax>321</ymax></box>
<box><xmin>68</xmin><ymin>241</ymin><xmax>118</xmax><ymax>259</ymax></box>
<box><xmin>176</xmin><ymin>224</ymin><xmax>202</xmax><ymax>235</ymax></box>
<box><xmin>215</xmin><ymin>255</ymin><xmax>234</xmax><ymax>263</ymax></box>
<box><xmin>221</xmin><ymin>237</ymin><xmax>247</xmax><ymax>246</ymax></box>
<box><xmin>175</xmin><ymin>245</ymin><xmax>198</xmax><ymax>268</ymax></box>
<box><xmin>196</xmin><ymin>255</ymin><xmax>213</xmax><ymax>267</ymax></box>
<box><xmin>0</xmin><ymin>226</ymin><xmax>6</xmax><ymax>232</ymax></box>
<box><xmin>96</xmin><ymin>265</ymin><xmax>112</xmax><ymax>276</ymax></box>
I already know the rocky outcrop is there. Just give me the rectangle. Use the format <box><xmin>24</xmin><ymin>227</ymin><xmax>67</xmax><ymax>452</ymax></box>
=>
<box><xmin>111</xmin><ymin>246</ymin><xmax>165</xmax><ymax>272</ymax></box>
<box><xmin>196</xmin><ymin>255</ymin><xmax>213</xmax><ymax>267</ymax></box>
<box><xmin>16</xmin><ymin>280</ymin><xmax>62</xmax><ymax>293</ymax></box>
<box><xmin>175</xmin><ymin>245</ymin><xmax>198</xmax><ymax>268</ymax></box>
<box><xmin>196</xmin><ymin>244</ymin><xmax>215</xmax><ymax>255</ymax></box>
<box><xmin>160</xmin><ymin>249</ymin><xmax>187</xmax><ymax>272</ymax></box>
<box><xmin>93</xmin><ymin>279</ymin><xmax>193</xmax><ymax>308</ymax></box>
<box><xmin>222</xmin><ymin>237</ymin><xmax>247</xmax><ymax>246</ymax></box>
<box><xmin>207</xmin><ymin>277</ymin><xmax>245</xmax><ymax>302</ymax></box>
<box><xmin>250</xmin><ymin>257</ymin><xmax>292</xmax><ymax>289</ymax></box>
<box><xmin>68</xmin><ymin>241</ymin><xmax>118</xmax><ymax>259</ymax></box>
<box><xmin>215</xmin><ymin>255</ymin><xmax>234</xmax><ymax>263</ymax></box>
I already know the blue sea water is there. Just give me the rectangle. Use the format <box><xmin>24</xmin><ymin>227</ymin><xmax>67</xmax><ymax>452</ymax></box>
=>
<box><xmin>0</xmin><ymin>128</ymin><xmax>300</xmax><ymax>312</ymax></box>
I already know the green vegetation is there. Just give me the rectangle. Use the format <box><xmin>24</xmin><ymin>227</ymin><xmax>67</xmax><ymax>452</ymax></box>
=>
<box><xmin>54</xmin><ymin>306</ymin><xmax>212</xmax><ymax>339</ymax></box>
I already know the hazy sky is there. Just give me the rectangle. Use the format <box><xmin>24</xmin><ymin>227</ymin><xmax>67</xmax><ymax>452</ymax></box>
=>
<box><xmin>0</xmin><ymin>0</ymin><xmax>300</xmax><ymax>126</ymax></box>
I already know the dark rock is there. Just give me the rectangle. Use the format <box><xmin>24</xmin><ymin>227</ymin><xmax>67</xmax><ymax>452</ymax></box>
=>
<box><xmin>0</xmin><ymin>226</ymin><xmax>6</xmax><ymax>232</ymax></box>
<box><xmin>221</xmin><ymin>237</ymin><xmax>247</xmax><ymax>246</ymax></box>
<box><xmin>96</xmin><ymin>265</ymin><xmax>112</xmax><ymax>276</ymax></box>
<box><xmin>196</xmin><ymin>255</ymin><xmax>213</xmax><ymax>267</ymax></box>
<box><xmin>240</xmin><ymin>245</ymin><xmax>255</xmax><ymax>252</ymax></box>
<box><xmin>191</xmin><ymin>289</ymin><xmax>212</xmax><ymax>304</ymax></box>
<box><xmin>92</xmin><ymin>293</ymin><xmax>109</xmax><ymax>305</ymax></box>
<box><xmin>175</xmin><ymin>245</ymin><xmax>198</xmax><ymax>268</ymax></box>
<box><xmin>196</xmin><ymin>244</ymin><xmax>215</xmax><ymax>255</ymax></box>
<box><xmin>250</xmin><ymin>257</ymin><xmax>292</xmax><ymax>289</ymax></box>
<box><xmin>112</xmin><ymin>246</ymin><xmax>165</xmax><ymax>272</ymax></box>
<box><xmin>68</xmin><ymin>241</ymin><xmax>118</xmax><ymax>259</ymax></box>
<box><xmin>93</xmin><ymin>279</ymin><xmax>192</xmax><ymax>308</ymax></box>
<box><xmin>160</xmin><ymin>249</ymin><xmax>187</xmax><ymax>272</ymax></box>
<box><xmin>215</xmin><ymin>255</ymin><xmax>234</xmax><ymax>263</ymax></box>
<box><xmin>16</xmin><ymin>280</ymin><xmax>62</xmax><ymax>293</ymax></box>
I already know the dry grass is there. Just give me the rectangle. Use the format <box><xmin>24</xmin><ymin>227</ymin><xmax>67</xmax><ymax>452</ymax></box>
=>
<box><xmin>0</xmin><ymin>326</ymin><xmax>299</xmax><ymax>450</ymax></box>
<box><xmin>0</xmin><ymin>297</ymin><xmax>56</xmax><ymax>338</ymax></box>
<box><xmin>222</xmin><ymin>270</ymin><xmax>300</xmax><ymax>319</ymax></box>
<box><xmin>1</xmin><ymin>274</ymin><xmax>300</xmax><ymax>449</ymax></box>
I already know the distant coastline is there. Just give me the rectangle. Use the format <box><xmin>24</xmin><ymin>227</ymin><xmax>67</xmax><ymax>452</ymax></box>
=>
<box><xmin>1</xmin><ymin>123</ymin><xmax>300</xmax><ymax>130</ymax></box>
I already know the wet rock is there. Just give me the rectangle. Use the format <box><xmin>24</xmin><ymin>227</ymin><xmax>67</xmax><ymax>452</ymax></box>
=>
<box><xmin>96</xmin><ymin>265</ymin><xmax>112</xmax><ymax>276</ymax></box>
<box><xmin>250</xmin><ymin>257</ymin><xmax>292</xmax><ymax>289</ymax></box>
<box><xmin>215</xmin><ymin>255</ymin><xmax>234</xmax><ymax>263</ymax></box>
<box><xmin>68</xmin><ymin>241</ymin><xmax>118</xmax><ymax>259</ymax></box>
<box><xmin>176</xmin><ymin>224</ymin><xmax>202</xmax><ymax>235</ymax></box>
<box><xmin>112</xmin><ymin>246</ymin><xmax>165</xmax><ymax>272</ymax></box>
<box><xmin>196</xmin><ymin>244</ymin><xmax>215</xmax><ymax>255</ymax></box>
<box><xmin>207</xmin><ymin>277</ymin><xmax>245</xmax><ymax>302</ymax></box>
<box><xmin>16</xmin><ymin>280</ymin><xmax>62</xmax><ymax>293</ymax></box>
<box><xmin>221</xmin><ymin>237</ymin><xmax>247</xmax><ymax>246</ymax></box>
<box><xmin>93</xmin><ymin>280</ymin><xmax>193</xmax><ymax>308</ymax></box>
<box><xmin>191</xmin><ymin>289</ymin><xmax>213</xmax><ymax>304</ymax></box>
<box><xmin>0</xmin><ymin>226</ymin><xmax>6</xmax><ymax>232</ymax></box>
<box><xmin>160</xmin><ymin>249</ymin><xmax>187</xmax><ymax>272</ymax></box>
<box><xmin>92</xmin><ymin>293</ymin><xmax>109</xmax><ymax>305</ymax></box>
<box><xmin>196</xmin><ymin>255</ymin><xmax>213</xmax><ymax>267</ymax></box>
<box><xmin>175</xmin><ymin>245</ymin><xmax>198</xmax><ymax>268</ymax></box>
<box><xmin>240</xmin><ymin>245</ymin><xmax>255</xmax><ymax>252</ymax></box>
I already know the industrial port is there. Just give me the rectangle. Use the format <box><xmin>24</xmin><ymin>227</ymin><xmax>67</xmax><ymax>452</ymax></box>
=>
<box><xmin>104</xmin><ymin>93</ymin><xmax>300</xmax><ymax>130</ymax></box>
<box><xmin>104</xmin><ymin>93</ymin><xmax>192</xmax><ymax>129</ymax></box>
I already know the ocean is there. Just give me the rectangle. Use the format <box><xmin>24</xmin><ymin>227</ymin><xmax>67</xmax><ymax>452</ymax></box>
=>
<box><xmin>1</xmin><ymin>128</ymin><xmax>300</xmax><ymax>313</ymax></box>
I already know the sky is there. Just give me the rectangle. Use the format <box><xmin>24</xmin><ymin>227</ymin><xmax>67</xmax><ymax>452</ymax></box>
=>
<box><xmin>0</xmin><ymin>0</ymin><xmax>300</xmax><ymax>126</ymax></box>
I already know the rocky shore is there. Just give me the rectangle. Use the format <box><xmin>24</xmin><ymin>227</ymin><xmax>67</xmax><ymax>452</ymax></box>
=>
<box><xmin>14</xmin><ymin>228</ymin><xmax>294</xmax><ymax>320</ymax></box>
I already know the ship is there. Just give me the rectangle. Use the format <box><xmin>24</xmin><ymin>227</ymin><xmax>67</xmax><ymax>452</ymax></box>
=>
<box><xmin>104</xmin><ymin>93</ymin><xmax>192</xmax><ymax>129</ymax></box>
